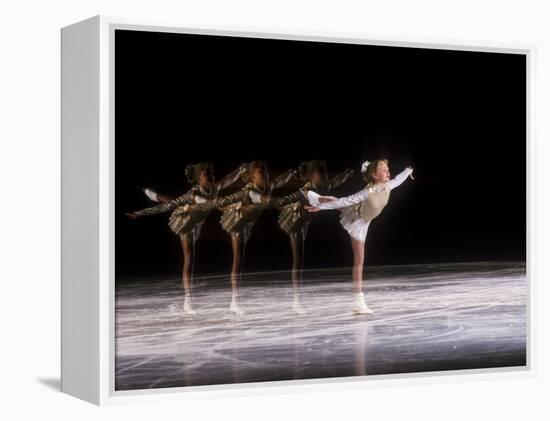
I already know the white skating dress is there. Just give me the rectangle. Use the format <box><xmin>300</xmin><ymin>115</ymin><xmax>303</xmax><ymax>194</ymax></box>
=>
<box><xmin>316</xmin><ymin>168</ymin><xmax>413</xmax><ymax>242</ymax></box>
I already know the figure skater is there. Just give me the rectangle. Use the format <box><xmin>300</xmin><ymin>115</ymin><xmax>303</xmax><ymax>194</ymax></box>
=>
<box><xmin>307</xmin><ymin>159</ymin><xmax>414</xmax><ymax>314</ymax></box>
<box><xmin>276</xmin><ymin>161</ymin><xmax>354</xmax><ymax>314</ymax></box>
<box><xmin>213</xmin><ymin>161</ymin><xmax>297</xmax><ymax>315</ymax></box>
<box><xmin>126</xmin><ymin>163</ymin><xmax>246</xmax><ymax>314</ymax></box>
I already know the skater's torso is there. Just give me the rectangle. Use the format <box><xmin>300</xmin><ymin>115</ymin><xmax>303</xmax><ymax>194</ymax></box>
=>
<box><xmin>277</xmin><ymin>181</ymin><xmax>326</xmax><ymax>235</ymax></box>
<box><xmin>133</xmin><ymin>184</ymin><xmax>218</xmax><ymax>236</ymax></box>
<box><xmin>277</xmin><ymin>168</ymin><xmax>354</xmax><ymax>235</ymax></box>
<box><xmin>217</xmin><ymin>182</ymin><xmax>278</xmax><ymax>234</ymax></box>
<box><xmin>168</xmin><ymin>185</ymin><xmax>218</xmax><ymax>236</ymax></box>
<box><xmin>356</xmin><ymin>183</ymin><xmax>391</xmax><ymax>222</ymax></box>
<box><xmin>133</xmin><ymin>166</ymin><xmax>246</xmax><ymax>238</ymax></box>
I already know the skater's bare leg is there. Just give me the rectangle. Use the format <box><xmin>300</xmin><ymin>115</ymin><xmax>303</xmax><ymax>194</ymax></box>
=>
<box><xmin>180</xmin><ymin>234</ymin><xmax>194</xmax><ymax>295</ymax></box>
<box><xmin>289</xmin><ymin>231</ymin><xmax>307</xmax><ymax>314</ymax></box>
<box><xmin>229</xmin><ymin>233</ymin><xmax>246</xmax><ymax>315</ymax></box>
<box><xmin>289</xmin><ymin>232</ymin><xmax>304</xmax><ymax>291</ymax></box>
<box><xmin>350</xmin><ymin>237</ymin><xmax>372</xmax><ymax>314</ymax></box>
<box><xmin>230</xmin><ymin>233</ymin><xmax>245</xmax><ymax>293</ymax></box>
<box><xmin>351</xmin><ymin>238</ymin><xmax>365</xmax><ymax>293</ymax></box>
<box><xmin>179</xmin><ymin>234</ymin><xmax>197</xmax><ymax>314</ymax></box>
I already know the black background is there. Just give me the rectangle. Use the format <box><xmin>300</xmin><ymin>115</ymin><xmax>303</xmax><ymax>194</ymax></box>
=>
<box><xmin>115</xmin><ymin>29</ymin><xmax>526</xmax><ymax>281</ymax></box>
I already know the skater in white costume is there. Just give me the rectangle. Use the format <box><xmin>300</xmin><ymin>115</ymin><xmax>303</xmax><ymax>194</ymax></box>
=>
<box><xmin>308</xmin><ymin>159</ymin><xmax>414</xmax><ymax>314</ymax></box>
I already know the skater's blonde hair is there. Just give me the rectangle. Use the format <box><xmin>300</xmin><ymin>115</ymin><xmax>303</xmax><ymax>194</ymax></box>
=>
<box><xmin>362</xmin><ymin>159</ymin><xmax>388</xmax><ymax>186</ymax></box>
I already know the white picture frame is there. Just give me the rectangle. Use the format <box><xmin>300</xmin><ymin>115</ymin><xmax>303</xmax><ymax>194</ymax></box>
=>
<box><xmin>61</xmin><ymin>15</ymin><xmax>535</xmax><ymax>406</ymax></box>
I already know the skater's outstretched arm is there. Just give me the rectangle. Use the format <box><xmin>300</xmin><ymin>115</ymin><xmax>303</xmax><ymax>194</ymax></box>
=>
<box><xmin>273</xmin><ymin>189</ymin><xmax>336</xmax><ymax>207</ymax></box>
<box><xmin>129</xmin><ymin>191</ymin><xmax>193</xmax><ymax>217</ymax></box>
<box><xmin>328</xmin><ymin>169</ymin><xmax>354</xmax><ymax>191</ymax></box>
<box><xmin>271</xmin><ymin>169</ymin><xmax>298</xmax><ymax>191</ymax></box>
<box><xmin>214</xmin><ymin>189</ymin><xmax>248</xmax><ymax>208</ymax></box>
<box><xmin>272</xmin><ymin>191</ymin><xmax>302</xmax><ymax>207</ymax></box>
<box><xmin>215</xmin><ymin>164</ymin><xmax>247</xmax><ymax>191</ymax></box>
<box><xmin>387</xmin><ymin>167</ymin><xmax>414</xmax><ymax>190</ymax></box>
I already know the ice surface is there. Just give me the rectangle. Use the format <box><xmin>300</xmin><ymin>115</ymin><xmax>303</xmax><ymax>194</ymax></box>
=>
<box><xmin>115</xmin><ymin>261</ymin><xmax>526</xmax><ymax>391</ymax></box>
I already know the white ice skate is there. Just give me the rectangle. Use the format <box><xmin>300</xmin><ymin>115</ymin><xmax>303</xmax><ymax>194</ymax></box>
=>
<box><xmin>352</xmin><ymin>292</ymin><xmax>373</xmax><ymax>315</ymax></box>
<box><xmin>292</xmin><ymin>294</ymin><xmax>308</xmax><ymax>315</ymax></box>
<box><xmin>229</xmin><ymin>295</ymin><xmax>245</xmax><ymax>316</ymax></box>
<box><xmin>142</xmin><ymin>187</ymin><xmax>159</xmax><ymax>202</ymax></box>
<box><xmin>183</xmin><ymin>294</ymin><xmax>197</xmax><ymax>315</ymax></box>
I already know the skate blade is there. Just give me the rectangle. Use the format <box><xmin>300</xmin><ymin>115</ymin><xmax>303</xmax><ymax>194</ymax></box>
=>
<box><xmin>352</xmin><ymin>309</ymin><xmax>373</xmax><ymax>316</ymax></box>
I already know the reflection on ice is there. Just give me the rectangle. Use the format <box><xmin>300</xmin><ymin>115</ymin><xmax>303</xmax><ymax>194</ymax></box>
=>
<box><xmin>115</xmin><ymin>261</ymin><xmax>527</xmax><ymax>391</ymax></box>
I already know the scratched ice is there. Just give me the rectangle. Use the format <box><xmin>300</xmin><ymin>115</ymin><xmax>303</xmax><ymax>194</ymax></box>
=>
<box><xmin>115</xmin><ymin>261</ymin><xmax>526</xmax><ymax>391</ymax></box>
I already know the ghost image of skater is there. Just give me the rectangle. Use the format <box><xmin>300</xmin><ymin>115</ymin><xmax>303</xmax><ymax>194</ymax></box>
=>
<box><xmin>212</xmin><ymin>161</ymin><xmax>297</xmax><ymax>315</ymax></box>
<box><xmin>275</xmin><ymin>160</ymin><xmax>354</xmax><ymax>314</ymax></box>
<box><xmin>126</xmin><ymin>163</ymin><xmax>246</xmax><ymax>314</ymax></box>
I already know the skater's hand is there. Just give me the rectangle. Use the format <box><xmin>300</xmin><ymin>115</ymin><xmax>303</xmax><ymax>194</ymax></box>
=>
<box><xmin>305</xmin><ymin>205</ymin><xmax>320</xmax><ymax>213</ymax></box>
<box><xmin>125</xmin><ymin>212</ymin><xmax>141</xmax><ymax>219</ymax></box>
<box><xmin>318</xmin><ymin>195</ymin><xmax>337</xmax><ymax>203</ymax></box>
<box><xmin>407</xmin><ymin>166</ymin><xmax>415</xmax><ymax>180</ymax></box>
